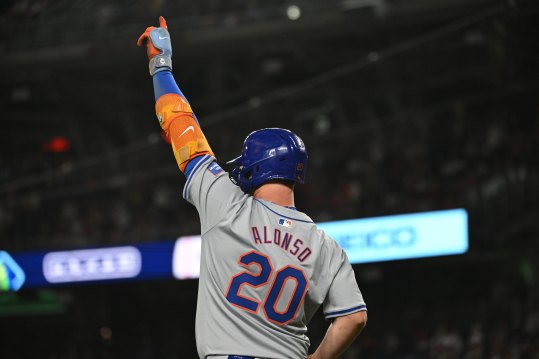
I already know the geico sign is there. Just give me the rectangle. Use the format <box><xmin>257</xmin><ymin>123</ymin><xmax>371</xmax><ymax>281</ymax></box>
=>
<box><xmin>336</xmin><ymin>226</ymin><xmax>417</xmax><ymax>250</ymax></box>
<box><xmin>43</xmin><ymin>246</ymin><xmax>142</xmax><ymax>283</ymax></box>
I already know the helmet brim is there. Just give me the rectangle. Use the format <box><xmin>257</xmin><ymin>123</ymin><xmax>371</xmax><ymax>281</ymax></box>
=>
<box><xmin>226</xmin><ymin>155</ymin><xmax>242</xmax><ymax>166</ymax></box>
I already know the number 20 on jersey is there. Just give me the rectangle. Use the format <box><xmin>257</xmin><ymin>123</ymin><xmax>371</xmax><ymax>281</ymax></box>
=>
<box><xmin>226</xmin><ymin>251</ymin><xmax>308</xmax><ymax>325</ymax></box>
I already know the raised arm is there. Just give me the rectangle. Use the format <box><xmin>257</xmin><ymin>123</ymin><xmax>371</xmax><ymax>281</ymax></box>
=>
<box><xmin>137</xmin><ymin>16</ymin><xmax>214</xmax><ymax>176</ymax></box>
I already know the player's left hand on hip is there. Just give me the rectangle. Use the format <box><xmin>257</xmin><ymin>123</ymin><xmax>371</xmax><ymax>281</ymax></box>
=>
<box><xmin>137</xmin><ymin>16</ymin><xmax>172</xmax><ymax>76</ymax></box>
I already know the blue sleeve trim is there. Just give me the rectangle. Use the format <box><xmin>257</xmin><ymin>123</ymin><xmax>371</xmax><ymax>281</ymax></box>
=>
<box><xmin>183</xmin><ymin>155</ymin><xmax>206</xmax><ymax>179</ymax></box>
<box><xmin>182</xmin><ymin>155</ymin><xmax>212</xmax><ymax>200</ymax></box>
<box><xmin>254</xmin><ymin>199</ymin><xmax>313</xmax><ymax>223</ymax></box>
<box><xmin>153</xmin><ymin>71</ymin><xmax>185</xmax><ymax>101</ymax></box>
<box><xmin>324</xmin><ymin>304</ymin><xmax>367</xmax><ymax>318</ymax></box>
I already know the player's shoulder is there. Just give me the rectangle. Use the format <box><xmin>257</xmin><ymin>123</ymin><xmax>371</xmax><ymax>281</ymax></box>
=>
<box><xmin>310</xmin><ymin>224</ymin><xmax>346</xmax><ymax>256</ymax></box>
<box><xmin>185</xmin><ymin>155</ymin><xmax>223</xmax><ymax>179</ymax></box>
<box><xmin>183</xmin><ymin>156</ymin><xmax>231</xmax><ymax>198</ymax></box>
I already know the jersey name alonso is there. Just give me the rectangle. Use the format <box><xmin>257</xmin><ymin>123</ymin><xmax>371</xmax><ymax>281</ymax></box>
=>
<box><xmin>184</xmin><ymin>155</ymin><xmax>367</xmax><ymax>359</ymax></box>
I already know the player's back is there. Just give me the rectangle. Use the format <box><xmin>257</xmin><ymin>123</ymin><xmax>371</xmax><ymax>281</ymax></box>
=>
<box><xmin>196</xmin><ymin>195</ymin><xmax>360</xmax><ymax>358</ymax></box>
<box><xmin>184</xmin><ymin>157</ymin><xmax>365</xmax><ymax>359</ymax></box>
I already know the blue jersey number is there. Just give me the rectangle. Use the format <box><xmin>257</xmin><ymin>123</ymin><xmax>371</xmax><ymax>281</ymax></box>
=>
<box><xmin>226</xmin><ymin>251</ymin><xmax>272</xmax><ymax>313</ymax></box>
<box><xmin>226</xmin><ymin>251</ymin><xmax>308</xmax><ymax>325</ymax></box>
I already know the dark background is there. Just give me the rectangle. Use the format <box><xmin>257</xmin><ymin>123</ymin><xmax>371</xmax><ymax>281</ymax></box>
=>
<box><xmin>1</xmin><ymin>0</ymin><xmax>538</xmax><ymax>358</ymax></box>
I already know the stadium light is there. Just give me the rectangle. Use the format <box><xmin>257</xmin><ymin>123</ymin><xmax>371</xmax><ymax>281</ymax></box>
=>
<box><xmin>286</xmin><ymin>5</ymin><xmax>301</xmax><ymax>21</ymax></box>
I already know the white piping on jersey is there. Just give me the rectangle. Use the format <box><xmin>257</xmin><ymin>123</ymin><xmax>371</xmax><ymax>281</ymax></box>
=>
<box><xmin>254</xmin><ymin>199</ymin><xmax>314</xmax><ymax>223</ymax></box>
<box><xmin>183</xmin><ymin>154</ymin><xmax>212</xmax><ymax>200</ymax></box>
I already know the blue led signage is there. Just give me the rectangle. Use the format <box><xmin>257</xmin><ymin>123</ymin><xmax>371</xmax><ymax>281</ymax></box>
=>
<box><xmin>3</xmin><ymin>209</ymin><xmax>468</xmax><ymax>289</ymax></box>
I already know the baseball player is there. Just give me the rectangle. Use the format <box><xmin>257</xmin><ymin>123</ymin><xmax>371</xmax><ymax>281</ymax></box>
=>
<box><xmin>138</xmin><ymin>17</ymin><xmax>368</xmax><ymax>359</ymax></box>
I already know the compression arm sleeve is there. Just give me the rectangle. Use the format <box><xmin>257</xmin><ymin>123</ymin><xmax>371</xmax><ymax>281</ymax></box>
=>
<box><xmin>153</xmin><ymin>71</ymin><xmax>182</xmax><ymax>100</ymax></box>
<box><xmin>153</xmin><ymin>71</ymin><xmax>212</xmax><ymax>174</ymax></box>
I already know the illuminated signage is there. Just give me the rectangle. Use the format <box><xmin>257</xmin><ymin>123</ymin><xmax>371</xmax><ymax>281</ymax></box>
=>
<box><xmin>0</xmin><ymin>251</ymin><xmax>26</xmax><ymax>291</ymax></box>
<box><xmin>172</xmin><ymin>236</ymin><xmax>202</xmax><ymax>280</ymax></box>
<box><xmin>318</xmin><ymin>209</ymin><xmax>468</xmax><ymax>264</ymax></box>
<box><xmin>42</xmin><ymin>246</ymin><xmax>142</xmax><ymax>283</ymax></box>
<box><xmin>7</xmin><ymin>209</ymin><xmax>468</xmax><ymax>289</ymax></box>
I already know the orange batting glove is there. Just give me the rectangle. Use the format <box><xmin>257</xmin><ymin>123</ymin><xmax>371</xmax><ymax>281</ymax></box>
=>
<box><xmin>137</xmin><ymin>16</ymin><xmax>172</xmax><ymax>76</ymax></box>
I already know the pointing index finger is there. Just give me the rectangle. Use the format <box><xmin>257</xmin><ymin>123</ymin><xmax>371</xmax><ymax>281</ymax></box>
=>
<box><xmin>159</xmin><ymin>16</ymin><xmax>168</xmax><ymax>30</ymax></box>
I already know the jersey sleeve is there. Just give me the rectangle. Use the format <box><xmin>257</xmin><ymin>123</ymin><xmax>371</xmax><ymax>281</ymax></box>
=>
<box><xmin>322</xmin><ymin>244</ymin><xmax>367</xmax><ymax>319</ymax></box>
<box><xmin>183</xmin><ymin>155</ymin><xmax>246</xmax><ymax>234</ymax></box>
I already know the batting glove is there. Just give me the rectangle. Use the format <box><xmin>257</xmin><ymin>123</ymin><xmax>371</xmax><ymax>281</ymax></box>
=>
<box><xmin>137</xmin><ymin>16</ymin><xmax>172</xmax><ymax>76</ymax></box>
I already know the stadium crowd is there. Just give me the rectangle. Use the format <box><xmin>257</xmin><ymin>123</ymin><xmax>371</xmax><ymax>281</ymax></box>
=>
<box><xmin>1</xmin><ymin>1</ymin><xmax>538</xmax><ymax>358</ymax></box>
<box><xmin>2</xmin><ymin>91</ymin><xmax>538</xmax><ymax>359</ymax></box>
<box><xmin>1</xmin><ymin>96</ymin><xmax>538</xmax><ymax>252</ymax></box>
<box><xmin>351</xmin><ymin>273</ymin><xmax>539</xmax><ymax>359</ymax></box>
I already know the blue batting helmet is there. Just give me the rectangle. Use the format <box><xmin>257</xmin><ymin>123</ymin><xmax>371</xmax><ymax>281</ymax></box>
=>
<box><xmin>227</xmin><ymin>128</ymin><xmax>308</xmax><ymax>193</ymax></box>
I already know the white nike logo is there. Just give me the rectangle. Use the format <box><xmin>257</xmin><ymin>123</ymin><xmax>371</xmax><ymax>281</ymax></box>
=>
<box><xmin>179</xmin><ymin>126</ymin><xmax>194</xmax><ymax>137</ymax></box>
<box><xmin>159</xmin><ymin>36</ymin><xmax>169</xmax><ymax>40</ymax></box>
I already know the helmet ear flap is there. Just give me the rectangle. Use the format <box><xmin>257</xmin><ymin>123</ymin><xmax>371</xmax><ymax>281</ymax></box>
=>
<box><xmin>229</xmin><ymin>166</ymin><xmax>241</xmax><ymax>186</ymax></box>
<box><xmin>229</xmin><ymin>163</ymin><xmax>254</xmax><ymax>193</ymax></box>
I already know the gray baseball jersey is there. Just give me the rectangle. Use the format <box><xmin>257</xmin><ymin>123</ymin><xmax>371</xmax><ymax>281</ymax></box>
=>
<box><xmin>184</xmin><ymin>155</ymin><xmax>367</xmax><ymax>359</ymax></box>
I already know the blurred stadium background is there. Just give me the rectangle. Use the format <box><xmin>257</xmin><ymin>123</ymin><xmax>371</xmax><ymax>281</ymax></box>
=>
<box><xmin>1</xmin><ymin>0</ymin><xmax>538</xmax><ymax>357</ymax></box>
